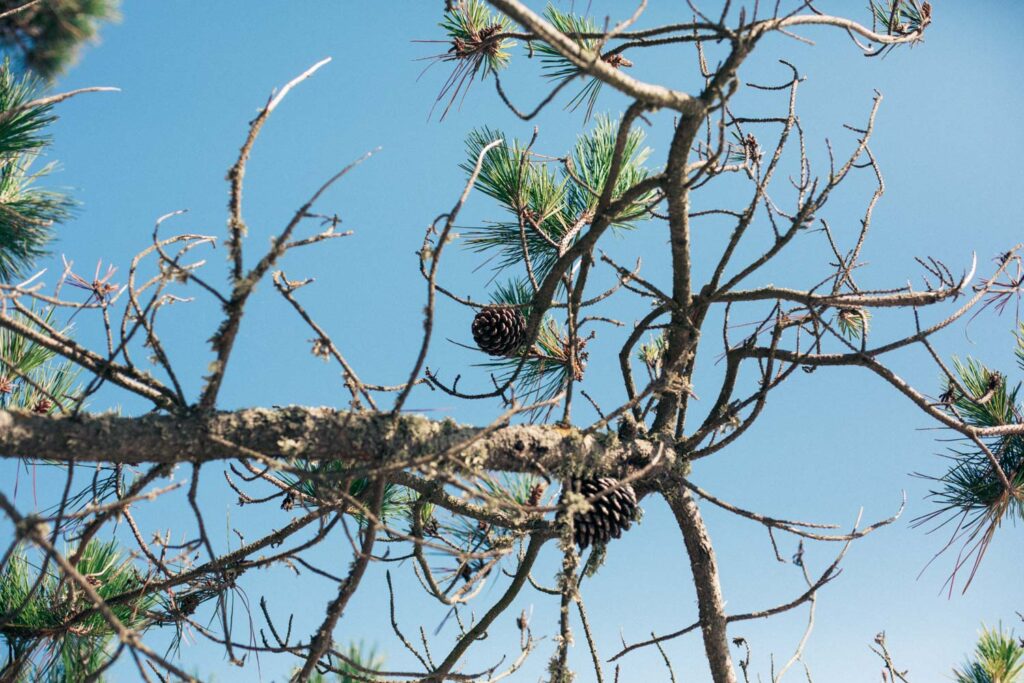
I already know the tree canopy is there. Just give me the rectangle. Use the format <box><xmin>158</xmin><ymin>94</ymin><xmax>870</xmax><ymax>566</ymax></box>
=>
<box><xmin>0</xmin><ymin>2</ymin><xmax>1021</xmax><ymax>682</ymax></box>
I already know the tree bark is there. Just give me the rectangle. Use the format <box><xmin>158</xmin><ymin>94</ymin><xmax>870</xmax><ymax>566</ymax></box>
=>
<box><xmin>0</xmin><ymin>407</ymin><xmax>655</xmax><ymax>473</ymax></box>
<box><xmin>663</xmin><ymin>484</ymin><xmax>737</xmax><ymax>683</ymax></box>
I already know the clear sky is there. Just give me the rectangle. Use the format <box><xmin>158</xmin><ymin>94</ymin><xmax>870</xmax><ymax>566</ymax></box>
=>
<box><xmin>3</xmin><ymin>1</ymin><xmax>1024</xmax><ymax>681</ymax></box>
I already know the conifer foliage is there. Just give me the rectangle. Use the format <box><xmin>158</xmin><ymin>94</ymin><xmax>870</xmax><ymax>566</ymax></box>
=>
<box><xmin>0</xmin><ymin>61</ymin><xmax>73</xmax><ymax>282</ymax></box>
<box><xmin>914</xmin><ymin>326</ymin><xmax>1024</xmax><ymax>592</ymax></box>
<box><xmin>459</xmin><ymin>116</ymin><xmax>654</xmax><ymax>402</ymax></box>
<box><xmin>1</xmin><ymin>2</ymin><xmax>1022</xmax><ymax>682</ymax></box>
<box><xmin>0</xmin><ymin>0</ymin><xmax>119</xmax><ymax>79</ymax></box>
<box><xmin>953</xmin><ymin>625</ymin><xmax>1024</xmax><ymax>683</ymax></box>
<box><xmin>0</xmin><ymin>541</ymin><xmax>154</xmax><ymax>682</ymax></box>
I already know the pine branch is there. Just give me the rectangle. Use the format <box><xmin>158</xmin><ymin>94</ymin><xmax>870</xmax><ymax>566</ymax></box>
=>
<box><xmin>0</xmin><ymin>62</ymin><xmax>78</xmax><ymax>281</ymax></box>
<box><xmin>0</xmin><ymin>406</ymin><xmax>657</xmax><ymax>472</ymax></box>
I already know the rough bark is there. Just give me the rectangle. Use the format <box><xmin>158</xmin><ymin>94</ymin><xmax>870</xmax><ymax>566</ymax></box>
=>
<box><xmin>0</xmin><ymin>407</ymin><xmax>656</xmax><ymax>474</ymax></box>
<box><xmin>663</xmin><ymin>484</ymin><xmax>737</xmax><ymax>683</ymax></box>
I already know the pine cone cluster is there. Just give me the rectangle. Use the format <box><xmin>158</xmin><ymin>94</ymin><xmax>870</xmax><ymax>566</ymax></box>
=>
<box><xmin>471</xmin><ymin>305</ymin><xmax>526</xmax><ymax>356</ymax></box>
<box><xmin>561</xmin><ymin>477</ymin><xmax>637</xmax><ymax>549</ymax></box>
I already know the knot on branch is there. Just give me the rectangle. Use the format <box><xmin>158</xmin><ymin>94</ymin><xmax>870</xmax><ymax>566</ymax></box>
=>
<box><xmin>655</xmin><ymin>373</ymin><xmax>694</xmax><ymax>400</ymax></box>
<box><xmin>617</xmin><ymin>414</ymin><xmax>645</xmax><ymax>442</ymax></box>
<box><xmin>602</xmin><ymin>53</ymin><xmax>633</xmax><ymax>69</ymax></box>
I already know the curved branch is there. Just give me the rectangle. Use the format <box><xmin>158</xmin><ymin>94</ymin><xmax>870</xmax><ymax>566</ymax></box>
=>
<box><xmin>485</xmin><ymin>0</ymin><xmax>700</xmax><ymax>113</ymax></box>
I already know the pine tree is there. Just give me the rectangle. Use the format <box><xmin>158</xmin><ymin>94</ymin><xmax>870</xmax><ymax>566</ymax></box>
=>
<box><xmin>9</xmin><ymin>3</ymin><xmax>1024</xmax><ymax>682</ymax></box>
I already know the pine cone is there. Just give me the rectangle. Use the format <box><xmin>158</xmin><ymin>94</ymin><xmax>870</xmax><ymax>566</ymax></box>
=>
<box><xmin>471</xmin><ymin>305</ymin><xmax>526</xmax><ymax>356</ymax></box>
<box><xmin>561</xmin><ymin>477</ymin><xmax>638</xmax><ymax>549</ymax></box>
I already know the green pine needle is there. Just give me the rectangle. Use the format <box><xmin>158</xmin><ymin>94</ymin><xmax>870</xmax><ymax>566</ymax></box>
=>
<box><xmin>431</xmin><ymin>0</ymin><xmax>514</xmax><ymax>119</ymax></box>
<box><xmin>567</xmin><ymin>115</ymin><xmax>653</xmax><ymax>223</ymax></box>
<box><xmin>869</xmin><ymin>0</ymin><xmax>929</xmax><ymax>36</ymax></box>
<box><xmin>297</xmin><ymin>641</ymin><xmax>385</xmax><ymax>683</ymax></box>
<box><xmin>462</xmin><ymin>117</ymin><xmax>653</xmax><ymax>281</ymax></box>
<box><xmin>462</xmin><ymin>128</ymin><xmax>569</xmax><ymax>279</ymax></box>
<box><xmin>477</xmin><ymin>316</ymin><xmax>572</xmax><ymax>404</ymax></box>
<box><xmin>0</xmin><ymin>540</ymin><xmax>154</xmax><ymax>681</ymax></box>
<box><xmin>914</xmin><ymin>357</ymin><xmax>1024</xmax><ymax>592</ymax></box>
<box><xmin>836</xmin><ymin>307</ymin><xmax>871</xmax><ymax>340</ymax></box>
<box><xmin>489</xmin><ymin>277</ymin><xmax>535</xmax><ymax>311</ymax></box>
<box><xmin>0</xmin><ymin>305</ymin><xmax>59</xmax><ymax>375</ymax></box>
<box><xmin>0</xmin><ymin>0</ymin><xmax>121</xmax><ymax>79</ymax></box>
<box><xmin>953</xmin><ymin>624</ymin><xmax>1024</xmax><ymax>683</ymax></box>
<box><xmin>637</xmin><ymin>333</ymin><xmax>667</xmax><ymax>379</ymax></box>
<box><xmin>0</xmin><ymin>61</ymin><xmax>75</xmax><ymax>281</ymax></box>
<box><xmin>477</xmin><ymin>472</ymin><xmax>541</xmax><ymax>506</ymax></box>
<box><xmin>535</xmin><ymin>6</ymin><xmax>603</xmax><ymax>120</ymax></box>
<box><xmin>1014</xmin><ymin>323</ymin><xmax>1024</xmax><ymax>373</ymax></box>
<box><xmin>0</xmin><ymin>305</ymin><xmax>81</xmax><ymax>412</ymax></box>
<box><xmin>0</xmin><ymin>75</ymin><xmax>54</xmax><ymax>157</ymax></box>
<box><xmin>461</xmin><ymin>118</ymin><xmax>653</xmax><ymax>406</ymax></box>
<box><xmin>534</xmin><ymin>5</ymin><xmax>633</xmax><ymax>121</ymax></box>
<box><xmin>439</xmin><ymin>0</ymin><xmax>513</xmax><ymax>74</ymax></box>
<box><xmin>276</xmin><ymin>463</ymin><xmax>409</xmax><ymax>524</ymax></box>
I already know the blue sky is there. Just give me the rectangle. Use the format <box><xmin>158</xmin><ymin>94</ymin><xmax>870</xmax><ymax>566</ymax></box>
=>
<box><xmin>2</xmin><ymin>1</ymin><xmax>1024</xmax><ymax>681</ymax></box>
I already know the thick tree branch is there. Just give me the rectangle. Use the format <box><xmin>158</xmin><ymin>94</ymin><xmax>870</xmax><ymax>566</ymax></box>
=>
<box><xmin>0</xmin><ymin>407</ymin><xmax>656</xmax><ymax>473</ymax></box>
<box><xmin>662</xmin><ymin>484</ymin><xmax>736</xmax><ymax>683</ymax></box>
